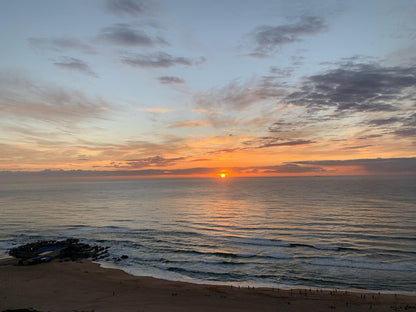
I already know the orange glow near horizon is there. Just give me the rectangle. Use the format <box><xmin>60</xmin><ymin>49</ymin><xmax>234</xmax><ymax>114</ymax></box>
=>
<box><xmin>216</xmin><ymin>170</ymin><xmax>230</xmax><ymax>179</ymax></box>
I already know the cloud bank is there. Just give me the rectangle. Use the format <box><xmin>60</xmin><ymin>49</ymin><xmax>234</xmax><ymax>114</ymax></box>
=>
<box><xmin>285</xmin><ymin>63</ymin><xmax>416</xmax><ymax>113</ymax></box>
<box><xmin>3</xmin><ymin>157</ymin><xmax>415</xmax><ymax>179</ymax></box>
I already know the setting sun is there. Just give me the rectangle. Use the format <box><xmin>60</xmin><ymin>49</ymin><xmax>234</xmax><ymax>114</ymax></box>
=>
<box><xmin>217</xmin><ymin>170</ymin><xmax>229</xmax><ymax>178</ymax></box>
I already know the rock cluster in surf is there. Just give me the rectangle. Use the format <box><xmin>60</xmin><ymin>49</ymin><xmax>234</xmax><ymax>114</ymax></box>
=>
<box><xmin>9</xmin><ymin>238</ymin><xmax>110</xmax><ymax>265</ymax></box>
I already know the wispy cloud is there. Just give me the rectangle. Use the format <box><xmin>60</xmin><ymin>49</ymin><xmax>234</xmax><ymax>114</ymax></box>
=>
<box><xmin>97</xmin><ymin>23</ymin><xmax>167</xmax><ymax>47</ymax></box>
<box><xmin>368</xmin><ymin>117</ymin><xmax>402</xmax><ymax>126</ymax></box>
<box><xmin>28</xmin><ymin>37</ymin><xmax>96</xmax><ymax>54</ymax></box>
<box><xmin>242</xmin><ymin>136</ymin><xmax>315</xmax><ymax>149</ymax></box>
<box><xmin>74</xmin><ymin>136</ymin><xmax>187</xmax><ymax>165</ymax></box>
<box><xmin>269</xmin><ymin>66</ymin><xmax>294</xmax><ymax>78</ymax></box>
<box><xmin>117</xmin><ymin>155</ymin><xmax>186</xmax><ymax>169</ymax></box>
<box><xmin>246</xmin><ymin>16</ymin><xmax>327</xmax><ymax>57</ymax></box>
<box><xmin>194</xmin><ymin>78</ymin><xmax>284</xmax><ymax>112</ymax></box>
<box><xmin>122</xmin><ymin>52</ymin><xmax>205</xmax><ymax>68</ymax></box>
<box><xmin>158</xmin><ymin>76</ymin><xmax>185</xmax><ymax>84</ymax></box>
<box><xmin>105</xmin><ymin>0</ymin><xmax>153</xmax><ymax>17</ymax></box>
<box><xmin>394</xmin><ymin>128</ymin><xmax>416</xmax><ymax>137</ymax></box>
<box><xmin>170</xmin><ymin>120</ymin><xmax>210</xmax><ymax>128</ymax></box>
<box><xmin>54</xmin><ymin>57</ymin><xmax>97</xmax><ymax>77</ymax></box>
<box><xmin>0</xmin><ymin>71</ymin><xmax>111</xmax><ymax>125</ymax></box>
<box><xmin>140</xmin><ymin>107</ymin><xmax>174</xmax><ymax>113</ymax></box>
<box><xmin>368</xmin><ymin>113</ymin><xmax>416</xmax><ymax>138</ymax></box>
<box><xmin>258</xmin><ymin>61</ymin><xmax>416</xmax><ymax>145</ymax></box>
<box><xmin>256</xmin><ymin>163</ymin><xmax>326</xmax><ymax>174</ymax></box>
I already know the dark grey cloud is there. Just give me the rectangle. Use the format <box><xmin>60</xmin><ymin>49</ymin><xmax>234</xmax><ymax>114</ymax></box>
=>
<box><xmin>367</xmin><ymin>112</ymin><xmax>416</xmax><ymax>138</ymax></box>
<box><xmin>54</xmin><ymin>57</ymin><xmax>97</xmax><ymax>77</ymax></box>
<box><xmin>105</xmin><ymin>0</ymin><xmax>151</xmax><ymax>17</ymax></box>
<box><xmin>358</xmin><ymin>134</ymin><xmax>383</xmax><ymax>140</ymax></box>
<box><xmin>243</xmin><ymin>136</ymin><xmax>314</xmax><ymax>149</ymax></box>
<box><xmin>122</xmin><ymin>52</ymin><xmax>204</xmax><ymax>68</ymax></box>
<box><xmin>247</xmin><ymin>16</ymin><xmax>327</xmax><ymax>56</ymax></box>
<box><xmin>28</xmin><ymin>37</ymin><xmax>96</xmax><ymax>54</ymax></box>
<box><xmin>295</xmin><ymin>157</ymin><xmax>416</xmax><ymax>174</ymax></box>
<box><xmin>368</xmin><ymin>117</ymin><xmax>402</xmax><ymax>126</ymax></box>
<box><xmin>97</xmin><ymin>24</ymin><xmax>167</xmax><ymax>46</ymax></box>
<box><xmin>285</xmin><ymin>63</ymin><xmax>416</xmax><ymax>113</ymax></box>
<box><xmin>342</xmin><ymin>145</ymin><xmax>373</xmax><ymax>150</ymax></box>
<box><xmin>268</xmin><ymin>118</ymin><xmax>316</xmax><ymax>133</ymax></box>
<box><xmin>158</xmin><ymin>76</ymin><xmax>185</xmax><ymax>84</ymax></box>
<box><xmin>258</xmin><ymin>138</ymin><xmax>315</xmax><ymax>148</ymax></box>
<box><xmin>406</xmin><ymin>113</ymin><xmax>416</xmax><ymax>126</ymax></box>
<box><xmin>394</xmin><ymin>128</ymin><xmax>416</xmax><ymax>137</ymax></box>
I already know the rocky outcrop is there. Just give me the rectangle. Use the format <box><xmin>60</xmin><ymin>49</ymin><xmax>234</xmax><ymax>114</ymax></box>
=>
<box><xmin>9</xmin><ymin>238</ymin><xmax>109</xmax><ymax>265</ymax></box>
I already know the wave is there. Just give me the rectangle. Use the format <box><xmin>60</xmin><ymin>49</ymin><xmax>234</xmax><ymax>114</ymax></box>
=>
<box><xmin>228</xmin><ymin>236</ymin><xmax>291</xmax><ymax>247</ymax></box>
<box><xmin>89</xmin><ymin>232</ymin><xmax>416</xmax><ymax>265</ymax></box>
<box><xmin>155</xmin><ymin>258</ymin><xmax>246</xmax><ymax>267</ymax></box>
<box><xmin>225</xmin><ymin>235</ymin><xmax>360</xmax><ymax>252</ymax></box>
<box><xmin>165</xmin><ymin>266</ymin><xmax>246</xmax><ymax>281</ymax></box>
<box><xmin>222</xmin><ymin>234</ymin><xmax>416</xmax><ymax>256</ymax></box>
<box><xmin>288</xmin><ymin>243</ymin><xmax>357</xmax><ymax>252</ymax></box>
<box><xmin>170</xmin><ymin>248</ymin><xmax>254</xmax><ymax>259</ymax></box>
<box><xmin>306</xmin><ymin>257</ymin><xmax>416</xmax><ymax>272</ymax></box>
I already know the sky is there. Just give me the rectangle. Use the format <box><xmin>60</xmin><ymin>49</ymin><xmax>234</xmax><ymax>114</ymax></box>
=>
<box><xmin>0</xmin><ymin>0</ymin><xmax>416</xmax><ymax>178</ymax></box>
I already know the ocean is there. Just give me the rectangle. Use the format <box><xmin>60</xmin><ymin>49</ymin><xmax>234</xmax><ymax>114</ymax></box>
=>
<box><xmin>0</xmin><ymin>175</ymin><xmax>415</xmax><ymax>292</ymax></box>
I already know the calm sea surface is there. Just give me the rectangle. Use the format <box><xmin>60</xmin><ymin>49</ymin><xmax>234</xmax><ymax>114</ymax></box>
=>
<box><xmin>0</xmin><ymin>176</ymin><xmax>415</xmax><ymax>292</ymax></box>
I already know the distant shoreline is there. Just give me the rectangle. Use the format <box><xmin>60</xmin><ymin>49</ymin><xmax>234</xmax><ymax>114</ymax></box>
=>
<box><xmin>1</xmin><ymin>260</ymin><xmax>415</xmax><ymax>312</ymax></box>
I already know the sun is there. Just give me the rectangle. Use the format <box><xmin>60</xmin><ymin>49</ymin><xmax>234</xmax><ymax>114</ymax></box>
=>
<box><xmin>218</xmin><ymin>171</ymin><xmax>229</xmax><ymax>178</ymax></box>
<box><xmin>217</xmin><ymin>170</ymin><xmax>229</xmax><ymax>179</ymax></box>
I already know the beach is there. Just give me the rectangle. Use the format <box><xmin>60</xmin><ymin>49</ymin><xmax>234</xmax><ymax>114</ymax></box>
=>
<box><xmin>1</xmin><ymin>260</ymin><xmax>415</xmax><ymax>312</ymax></box>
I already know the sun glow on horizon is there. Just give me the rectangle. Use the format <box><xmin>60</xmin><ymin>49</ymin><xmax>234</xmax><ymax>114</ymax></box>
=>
<box><xmin>217</xmin><ymin>170</ymin><xmax>229</xmax><ymax>178</ymax></box>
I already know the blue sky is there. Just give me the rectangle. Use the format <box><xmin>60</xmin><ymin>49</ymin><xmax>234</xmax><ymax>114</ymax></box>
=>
<box><xmin>1</xmin><ymin>0</ymin><xmax>415</xmax><ymax>176</ymax></box>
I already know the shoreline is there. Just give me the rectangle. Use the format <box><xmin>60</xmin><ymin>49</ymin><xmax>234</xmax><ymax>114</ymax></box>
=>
<box><xmin>98</xmin><ymin>259</ymin><xmax>416</xmax><ymax>296</ymax></box>
<box><xmin>1</xmin><ymin>260</ymin><xmax>415</xmax><ymax>312</ymax></box>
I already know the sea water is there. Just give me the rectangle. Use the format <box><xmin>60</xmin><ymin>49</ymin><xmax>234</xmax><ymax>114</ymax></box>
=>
<box><xmin>0</xmin><ymin>175</ymin><xmax>415</xmax><ymax>292</ymax></box>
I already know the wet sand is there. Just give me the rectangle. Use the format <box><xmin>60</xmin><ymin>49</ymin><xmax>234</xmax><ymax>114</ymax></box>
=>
<box><xmin>1</xmin><ymin>260</ymin><xmax>415</xmax><ymax>312</ymax></box>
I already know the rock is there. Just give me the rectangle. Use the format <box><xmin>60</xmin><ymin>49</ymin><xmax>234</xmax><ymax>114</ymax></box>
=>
<box><xmin>121</xmin><ymin>255</ymin><xmax>129</xmax><ymax>259</ymax></box>
<box><xmin>8</xmin><ymin>238</ymin><xmax>110</xmax><ymax>265</ymax></box>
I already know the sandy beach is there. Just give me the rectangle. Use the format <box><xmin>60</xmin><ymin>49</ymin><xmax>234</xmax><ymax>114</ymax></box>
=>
<box><xmin>0</xmin><ymin>260</ymin><xmax>415</xmax><ymax>312</ymax></box>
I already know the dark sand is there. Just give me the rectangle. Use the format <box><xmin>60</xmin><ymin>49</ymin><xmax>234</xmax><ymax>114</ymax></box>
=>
<box><xmin>1</xmin><ymin>260</ymin><xmax>415</xmax><ymax>312</ymax></box>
